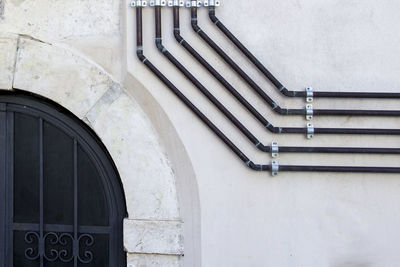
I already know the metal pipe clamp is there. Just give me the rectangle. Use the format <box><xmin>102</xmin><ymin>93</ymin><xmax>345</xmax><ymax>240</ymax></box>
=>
<box><xmin>271</xmin><ymin>141</ymin><xmax>279</xmax><ymax>158</ymax></box>
<box><xmin>306</xmin><ymin>104</ymin><xmax>313</xmax><ymax>120</ymax></box>
<box><xmin>186</xmin><ymin>0</ymin><xmax>201</xmax><ymax>7</ymax></box>
<box><xmin>307</xmin><ymin>123</ymin><xmax>314</xmax><ymax>139</ymax></box>
<box><xmin>306</xmin><ymin>86</ymin><xmax>313</xmax><ymax>103</ymax></box>
<box><xmin>168</xmin><ymin>0</ymin><xmax>184</xmax><ymax>6</ymax></box>
<box><xmin>271</xmin><ymin>160</ymin><xmax>279</xmax><ymax>176</ymax></box>
<box><xmin>131</xmin><ymin>0</ymin><xmax>148</xmax><ymax>7</ymax></box>
<box><xmin>150</xmin><ymin>0</ymin><xmax>166</xmax><ymax>6</ymax></box>
<box><xmin>203</xmin><ymin>0</ymin><xmax>221</xmax><ymax>6</ymax></box>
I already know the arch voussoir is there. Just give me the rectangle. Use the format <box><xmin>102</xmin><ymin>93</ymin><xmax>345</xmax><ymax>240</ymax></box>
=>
<box><xmin>0</xmin><ymin>32</ymin><xmax>184</xmax><ymax>264</ymax></box>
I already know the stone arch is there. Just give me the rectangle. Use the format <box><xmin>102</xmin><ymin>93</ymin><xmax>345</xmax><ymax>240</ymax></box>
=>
<box><xmin>0</xmin><ymin>32</ymin><xmax>201</xmax><ymax>266</ymax></box>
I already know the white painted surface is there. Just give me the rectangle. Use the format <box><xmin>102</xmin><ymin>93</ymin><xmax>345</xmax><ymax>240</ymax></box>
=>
<box><xmin>127</xmin><ymin>254</ymin><xmax>181</xmax><ymax>267</ymax></box>
<box><xmin>0</xmin><ymin>33</ymin><xmax>17</xmax><ymax>89</ymax></box>
<box><xmin>124</xmin><ymin>219</ymin><xmax>184</xmax><ymax>254</ymax></box>
<box><xmin>124</xmin><ymin>1</ymin><xmax>400</xmax><ymax>266</ymax></box>
<box><xmin>14</xmin><ymin>37</ymin><xmax>110</xmax><ymax>119</ymax></box>
<box><xmin>2</xmin><ymin>0</ymin><xmax>400</xmax><ymax>266</ymax></box>
<box><xmin>0</xmin><ymin>0</ymin><xmax>123</xmax><ymax>81</ymax></box>
<box><xmin>89</xmin><ymin>92</ymin><xmax>180</xmax><ymax>220</ymax></box>
<box><xmin>0</xmin><ymin>0</ymin><xmax>120</xmax><ymax>41</ymax></box>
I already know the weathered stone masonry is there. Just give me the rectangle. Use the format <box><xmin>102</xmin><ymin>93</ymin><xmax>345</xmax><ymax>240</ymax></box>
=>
<box><xmin>0</xmin><ymin>32</ymin><xmax>184</xmax><ymax>267</ymax></box>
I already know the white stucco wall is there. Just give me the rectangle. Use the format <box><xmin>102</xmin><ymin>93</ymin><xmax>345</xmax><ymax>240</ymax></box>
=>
<box><xmin>124</xmin><ymin>1</ymin><xmax>400</xmax><ymax>266</ymax></box>
<box><xmin>2</xmin><ymin>0</ymin><xmax>400</xmax><ymax>266</ymax></box>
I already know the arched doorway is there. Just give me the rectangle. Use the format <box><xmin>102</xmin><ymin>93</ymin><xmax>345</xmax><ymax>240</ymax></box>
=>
<box><xmin>0</xmin><ymin>92</ymin><xmax>127</xmax><ymax>267</ymax></box>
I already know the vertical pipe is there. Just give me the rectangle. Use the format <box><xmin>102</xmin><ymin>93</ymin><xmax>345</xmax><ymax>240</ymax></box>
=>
<box><xmin>134</xmin><ymin>6</ymin><xmax>400</xmax><ymax>173</ymax></box>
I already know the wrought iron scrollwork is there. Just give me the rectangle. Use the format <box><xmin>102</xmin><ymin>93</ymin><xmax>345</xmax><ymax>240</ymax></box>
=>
<box><xmin>24</xmin><ymin>232</ymin><xmax>94</xmax><ymax>263</ymax></box>
<box><xmin>43</xmin><ymin>232</ymin><xmax>59</xmax><ymax>262</ymax></box>
<box><xmin>58</xmin><ymin>233</ymin><xmax>74</xmax><ymax>263</ymax></box>
<box><xmin>78</xmin><ymin>234</ymin><xmax>95</xmax><ymax>263</ymax></box>
<box><xmin>24</xmin><ymin>231</ymin><xmax>40</xmax><ymax>260</ymax></box>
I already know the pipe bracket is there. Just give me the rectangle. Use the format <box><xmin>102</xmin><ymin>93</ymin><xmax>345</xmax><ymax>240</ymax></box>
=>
<box><xmin>186</xmin><ymin>0</ymin><xmax>202</xmax><ymax>7</ymax></box>
<box><xmin>306</xmin><ymin>104</ymin><xmax>313</xmax><ymax>120</ymax></box>
<box><xmin>271</xmin><ymin>141</ymin><xmax>279</xmax><ymax>158</ymax></box>
<box><xmin>131</xmin><ymin>0</ymin><xmax>148</xmax><ymax>7</ymax></box>
<box><xmin>271</xmin><ymin>160</ymin><xmax>279</xmax><ymax>176</ymax></box>
<box><xmin>150</xmin><ymin>0</ymin><xmax>166</xmax><ymax>6</ymax></box>
<box><xmin>307</xmin><ymin>123</ymin><xmax>314</xmax><ymax>139</ymax></box>
<box><xmin>203</xmin><ymin>0</ymin><xmax>220</xmax><ymax>6</ymax></box>
<box><xmin>168</xmin><ymin>0</ymin><xmax>184</xmax><ymax>6</ymax></box>
<box><xmin>306</xmin><ymin>86</ymin><xmax>313</xmax><ymax>102</ymax></box>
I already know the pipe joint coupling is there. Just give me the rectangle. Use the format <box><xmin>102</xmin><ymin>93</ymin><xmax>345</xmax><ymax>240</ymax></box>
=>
<box><xmin>307</xmin><ymin>123</ymin><xmax>314</xmax><ymax>139</ymax></box>
<box><xmin>271</xmin><ymin>141</ymin><xmax>279</xmax><ymax>158</ymax></box>
<box><xmin>271</xmin><ymin>160</ymin><xmax>279</xmax><ymax>176</ymax></box>
<box><xmin>131</xmin><ymin>0</ymin><xmax>148</xmax><ymax>7</ymax></box>
<box><xmin>306</xmin><ymin>104</ymin><xmax>313</xmax><ymax>120</ymax></box>
<box><xmin>306</xmin><ymin>86</ymin><xmax>313</xmax><ymax>102</ymax></box>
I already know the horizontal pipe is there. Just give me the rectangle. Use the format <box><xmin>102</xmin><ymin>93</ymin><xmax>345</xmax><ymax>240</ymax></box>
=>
<box><xmin>190</xmin><ymin>8</ymin><xmax>400</xmax><ymax>135</ymax></box>
<box><xmin>280</xmin><ymin>165</ymin><xmax>400</xmax><ymax>173</ymax></box>
<box><xmin>279</xmin><ymin>146</ymin><xmax>400</xmax><ymax>154</ymax></box>
<box><xmin>192</xmin><ymin>7</ymin><xmax>400</xmax><ymax>117</ymax></box>
<box><xmin>313</xmin><ymin>109</ymin><xmax>400</xmax><ymax>116</ymax></box>
<box><xmin>172</xmin><ymin>7</ymin><xmax>400</xmax><ymax>141</ymax></box>
<box><xmin>208</xmin><ymin>7</ymin><xmax>400</xmax><ymax>99</ymax></box>
<box><xmin>135</xmin><ymin>6</ymin><xmax>400</xmax><ymax>173</ymax></box>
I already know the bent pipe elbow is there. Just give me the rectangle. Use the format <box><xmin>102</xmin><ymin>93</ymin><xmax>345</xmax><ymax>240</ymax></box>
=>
<box><xmin>280</xmin><ymin>87</ymin><xmax>291</xmax><ymax>96</ymax></box>
<box><xmin>247</xmin><ymin>161</ymin><xmax>270</xmax><ymax>171</ymax></box>
<box><xmin>256</xmin><ymin>143</ymin><xmax>270</xmax><ymax>153</ymax></box>
<box><xmin>137</xmin><ymin>50</ymin><xmax>146</xmax><ymax>62</ymax></box>
<box><xmin>155</xmin><ymin>39</ymin><xmax>165</xmax><ymax>53</ymax></box>
<box><xmin>191</xmin><ymin>21</ymin><xmax>201</xmax><ymax>33</ymax></box>
<box><xmin>280</xmin><ymin>87</ymin><xmax>301</xmax><ymax>97</ymax></box>
<box><xmin>263</xmin><ymin>124</ymin><xmax>281</xmax><ymax>133</ymax></box>
<box><xmin>210</xmin><ymin>8</ymin><xmax>400</xmax><ymax>100</ymax></box>
<box><xmin>271</xmin><ymin>126</ymin><xmax>282</xmax><ymax>133</ymax></box>
<box><xmin>174</xmin><ymin>31</ymin><xmax>184</xmax><ymax>43</ymax></box>
<box><xmin>134</xmin><ymin>8</ymin><xmax>400</xmax><ymax>174</ymax></box>
<box><xmin>275</xmin><ymin>107</ymin><xmax>298</xmax><ymax>115</ymax></box>
<box><xmin>209</xmin><ymin>9</ymin><xmax>218</xmax><ymax>23</ymax></box>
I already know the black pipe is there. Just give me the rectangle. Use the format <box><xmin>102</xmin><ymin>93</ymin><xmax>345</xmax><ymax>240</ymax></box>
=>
<box><xmin>136</xmin><ymin>6</ymin><xmax>261</xmax><ymax>169</ymax></box>
<box><xmin>279</xmin><ymin>165</ymin><xmax>400</xmax><ymax>173</ymax></box>
<box><xmin>189</xmin><ymin>7</ymin><xmax>400</xmax><ymax>135</ymax></box>
<box><xmin>158</xmin><ymin>7</ymin><xmax>400</xmax><ymax>139</ymax></box>
<box><xmin>208</xmin><ymin>6</ymin><xmax>400</xmax><ymax>99</ymax></box>
<box><xmin>135</xmin><ymin>6</ymin><xmax>400</xmax><ymax>173</ymax></box>
<box><xmin>189</xmin><ymin>7</ymin><xmax>400</xmax><ymax>117</ymax></box>
<box><xmin>155</xmin><ymin>5</ymin><xmax>272</xmax><ymax>153</ymax></box>
<box><xmin>172</xmin><ymin>6</ymin><xmax>400</xmax><ymax>153</ymax></box>
<box><xmin>279</xmin><ymin>146</ymin><xmax>400</xmax><ymax>154</ymax></box>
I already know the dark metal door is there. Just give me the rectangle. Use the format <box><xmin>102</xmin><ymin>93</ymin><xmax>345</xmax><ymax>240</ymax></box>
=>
<box><xmin>0</xmin><ymin>93</ymin><xmax>127</xmax><ymax>267</ymax></box>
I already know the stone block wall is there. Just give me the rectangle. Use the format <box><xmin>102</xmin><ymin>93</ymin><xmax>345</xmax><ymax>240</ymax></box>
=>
<box><xmin>0</xmin><ymin>32</ymin><xmax>186</xmax><ymax>266</ymax></box>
